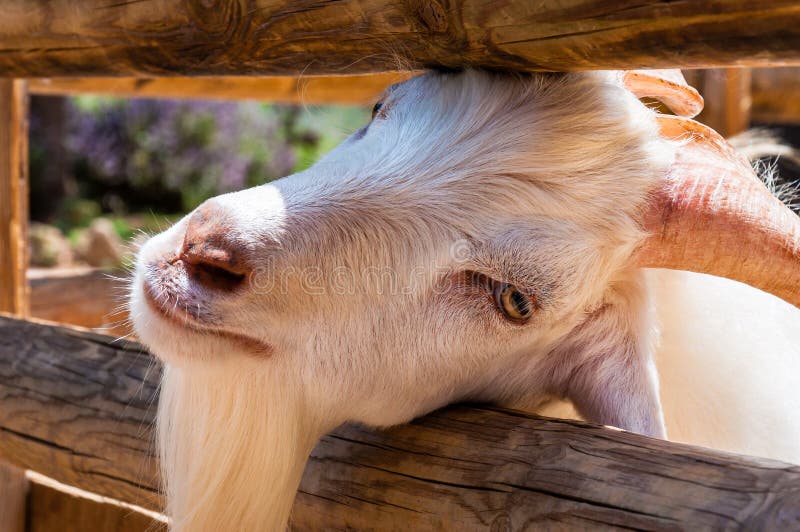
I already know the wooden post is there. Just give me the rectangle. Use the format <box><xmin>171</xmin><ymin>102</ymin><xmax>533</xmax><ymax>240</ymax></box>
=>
<box><xmin>0</xmin><ymin>79</ymin><xmax>28</xmax><ymax>532</ymax></box>
<box><xmin>0</xmin><ymin>79</ymin><xmax>28</xmax><ymax>316</ymax></box>
<box><xmin>698</xmin><ymin>68</ymin><xmax>753</xmax><ymax>137</ymax></box>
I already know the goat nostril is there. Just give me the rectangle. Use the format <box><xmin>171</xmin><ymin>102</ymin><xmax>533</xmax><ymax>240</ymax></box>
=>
<box><xmin>180</xmin><ymin>201</ymin><xmax>248</xmax><ymax>291</ymax></box>
<box><xmin>182</xmin><ymin>259</ymin><xmax>246</xmax><ymax>291</ymax></box>
<box><xmin>180</xmin><ymin>246</ymin><xmax>247</xmax><ymax>291</ymax></box>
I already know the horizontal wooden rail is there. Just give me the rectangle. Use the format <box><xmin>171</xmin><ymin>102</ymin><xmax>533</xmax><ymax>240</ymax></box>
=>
<box><xmin>28</xmin><ymin>74</ymin><xmax>411</xmax><ymax>105</ymax></box>
<box><xmin>29</xmin><ymin>268</ymin><xmax>132</xmax><ymax>338</ymax></box>
<box><xmin>26</xmin><ymin>69</ymin><xmax>800</xmax><ymax>128</ymax></box>
<box><xmin>2</xmin><ymin>314</ymin><xmax>800</xmax><ymax>528</ymax></box>
<box><xmin>2</xmin><ymin>1</ymin><xmax>800</xmax><ymax>77</ymax></box>
<box><xmin>24</xmin><ymin>71</ymin><xmax>800</xmax><ymax>132</ymax></box>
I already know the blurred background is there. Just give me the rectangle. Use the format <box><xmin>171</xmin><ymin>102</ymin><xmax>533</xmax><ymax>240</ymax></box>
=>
<box><xmin>27</xmin><ymin>95</ymin><xmax>369</xmax><ymax>271</ymax></box>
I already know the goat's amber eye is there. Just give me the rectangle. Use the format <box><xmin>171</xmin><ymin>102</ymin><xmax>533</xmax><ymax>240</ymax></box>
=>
<box><xmin>494</xmin><ymin>283</ymin><xmax>533</xmax><ymax>322</ymax></box>
<box><xmin>371</xmin><ymin>101</ymin><xmax>384</xmax><ymax>119</ymax></box>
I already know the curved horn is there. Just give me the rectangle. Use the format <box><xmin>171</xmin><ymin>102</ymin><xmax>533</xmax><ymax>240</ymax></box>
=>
<box><xmin>621</xmin><ymin>70</ymin><xmax>704</xmax><ymax>118</ymax></box>
<box><xmin>637</xmin><ymin>115</ymin><xmax>800</xmax><ymax>308</ymax></box>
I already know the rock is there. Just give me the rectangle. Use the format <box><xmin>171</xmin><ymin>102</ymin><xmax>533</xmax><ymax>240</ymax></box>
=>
<box><xmin>28</xmin><ymin>223</ymin><xmax>73</xmax><ymax>267</ymax></box>
<box><xmin>75</xmin><ymin>218</ymin><xmax>126</xmax><ymax>268</ymax></box>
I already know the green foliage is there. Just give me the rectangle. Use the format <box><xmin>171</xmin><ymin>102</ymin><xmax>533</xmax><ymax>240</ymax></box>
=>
<box><xmin>30</xmin><ymin>95</ymin><xmax>370</xmax><ymax>237</ymax></box>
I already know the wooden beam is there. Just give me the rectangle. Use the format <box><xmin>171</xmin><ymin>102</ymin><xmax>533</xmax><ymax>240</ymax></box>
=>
<box><xmin>0</xmin><ymin>80</ymin><xmax>28</xmax><ymax>316</ymax></box>
<box><xmin>2</xmin><ymin>315</ymin><xmax>800</xmax><ymax>528</ymax></box>
<box><xmin>28</xmin><ymin>74</ymin><xmax>410</xmax><ymax>105</ymax></box>
<box><xmin>2</xmin><ymin>2</ymin><xmax>800</xmax><ymax>77</ymax></box>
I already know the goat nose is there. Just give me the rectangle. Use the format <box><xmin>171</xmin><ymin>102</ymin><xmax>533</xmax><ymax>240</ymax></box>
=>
<box><xmin>180</xmin><ymin>201</ymin><xmax>247</xmax><ymax>291</ymax></box>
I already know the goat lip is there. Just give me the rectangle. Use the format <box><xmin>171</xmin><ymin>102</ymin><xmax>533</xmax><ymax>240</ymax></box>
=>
<box><xmin>141</xmin><ymin>278</ymin><xmax>272</xmax><ymax>357</ymax></box>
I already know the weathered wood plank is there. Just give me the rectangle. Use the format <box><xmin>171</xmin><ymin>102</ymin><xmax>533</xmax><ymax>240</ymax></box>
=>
<box><xmin>2</xmin><ymin>314</ymin><xmax>800</xmax><ymax>529</ymax></box>
<box><xmin>28</xmin><ymin>74</ymin><xmax>411</xmax><ymax>105</ymax></box>
<box><xmin>0</xmin><ymin>314</ymin><xmax>161</xmax><ymax>512</ymax></box>
<box><xmin>2</xmin><ymin>1</ymin><xmax>800</xmax><ymax>77</ymax></box>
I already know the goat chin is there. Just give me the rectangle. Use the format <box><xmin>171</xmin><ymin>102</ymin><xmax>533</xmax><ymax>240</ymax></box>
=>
<box><xmin>157</xmin><ymin>359</ymin><xmax>323</xmax><ymax>531</ymax></box>
<box><xmin>539</xmin><ymin>269</ymin><xmax>800</xmax><ymax>465</ymax></box>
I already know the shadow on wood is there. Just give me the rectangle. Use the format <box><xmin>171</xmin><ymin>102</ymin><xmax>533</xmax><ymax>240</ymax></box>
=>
<box><xmin>1</xmin><ymin>314</ymin><xmax>799</xmax><ymax>529</ymax></box>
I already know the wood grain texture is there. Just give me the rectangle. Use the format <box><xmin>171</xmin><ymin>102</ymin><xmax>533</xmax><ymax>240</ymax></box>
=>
<box><xmin>0</xmin><ymin>314</ymin><xmax>161</xmax><ymax>512</ymax></box>
<box><xmin>0</xmin><ymin>79</ymin><xmax>29</xmax><ymax>316</ymax></box>
<box><xmin>2</xmin><ymin>314</ymin><xmax>800</xmax><ymax>529</ymax></box>
<box><xmin>2</xmin><ymin>1</ymin><xmax>800</xmax><ymax>77</ymax></box>
<box><xmin>28</xmin><ymin>73</ymin><xmax>412</xmax><ymax>105</ymax></box>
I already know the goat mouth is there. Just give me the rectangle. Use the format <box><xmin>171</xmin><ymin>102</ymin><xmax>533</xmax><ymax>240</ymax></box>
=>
<box><xmin>141</xmin><ymin>273</ymin><xmax>272</xmax><ymax>357</ymax></box>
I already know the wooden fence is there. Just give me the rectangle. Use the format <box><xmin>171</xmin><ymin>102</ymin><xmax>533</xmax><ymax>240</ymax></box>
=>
<box><xmin>2</xmin><ymin>1</ymin><xmax>800</xmax><ymax>530</ymax></box>
<box><xmin>2</xmin><ymin>314</ymin><xmax>800</xmax><ymax>530</ymax></box>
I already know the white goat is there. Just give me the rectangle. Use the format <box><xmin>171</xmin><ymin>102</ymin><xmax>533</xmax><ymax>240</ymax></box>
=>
<box><xmin>130</xmin><ymin>69</ymin><xmax>800</xmax><ymax>530</ymax></box>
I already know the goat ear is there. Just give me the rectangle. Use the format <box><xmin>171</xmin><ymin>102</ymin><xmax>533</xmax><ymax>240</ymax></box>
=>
<box><xmin>549</xmin><ymin>275</ymin><xmax>666</xmax><ymax>438</ymax></box>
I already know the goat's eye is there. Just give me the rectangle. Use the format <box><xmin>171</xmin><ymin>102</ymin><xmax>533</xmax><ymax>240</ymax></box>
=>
<box><xmin>371</xmin><ymin>101</ymin><xmax>384</xmax><ymax>119</ymax></box>
<box><xmin>494</xmin><ymin>283</ymin><xmax>533</xmax><ymax>322</ymax></box>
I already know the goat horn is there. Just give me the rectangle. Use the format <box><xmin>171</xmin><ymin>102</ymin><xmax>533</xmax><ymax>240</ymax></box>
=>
<box><xmin>621</xmin><ymin>70</ymin><xmax>704</xmax><ymax>118</ymax></box>
<box><xmin>636</xmin><ymin>114</ymin><xmax>800</xmax><ymax>308</ymax></box>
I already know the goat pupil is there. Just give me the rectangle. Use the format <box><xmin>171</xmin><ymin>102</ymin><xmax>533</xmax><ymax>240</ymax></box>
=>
<box><xmin>511</xmin><ymin>291</ymin><xmax>530</xmax><ymax>316</ymax></box>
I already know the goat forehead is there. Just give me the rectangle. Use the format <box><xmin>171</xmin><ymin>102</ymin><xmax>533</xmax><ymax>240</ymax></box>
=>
<box><xmin>317</xmin><ymin>69</ymin><xmax>664</xmax><ymax>217</ymax></box>
<box><xmin>274</xmin><ymin>76</ymin><xmax>553</xmax><ymax>228</ymax></box>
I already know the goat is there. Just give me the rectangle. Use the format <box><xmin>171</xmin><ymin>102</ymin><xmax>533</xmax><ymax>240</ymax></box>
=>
<box><xmin>130</xmin><ymin>69</ymin><xmax>800</xmax><ymax>530</ymax></box>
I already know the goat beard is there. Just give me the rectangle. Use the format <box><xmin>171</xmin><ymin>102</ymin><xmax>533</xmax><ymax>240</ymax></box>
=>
<box><xmin>157</xmin><ymin>358</ymin><xmax>321</xmax><ymax>531</ymax></box>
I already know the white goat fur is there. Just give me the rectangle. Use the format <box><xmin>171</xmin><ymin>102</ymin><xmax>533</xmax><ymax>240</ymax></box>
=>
<box><xmin>131</xmin><ymin>70</ymin><xmax>800</xmax><ymax>530</ymax></box>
